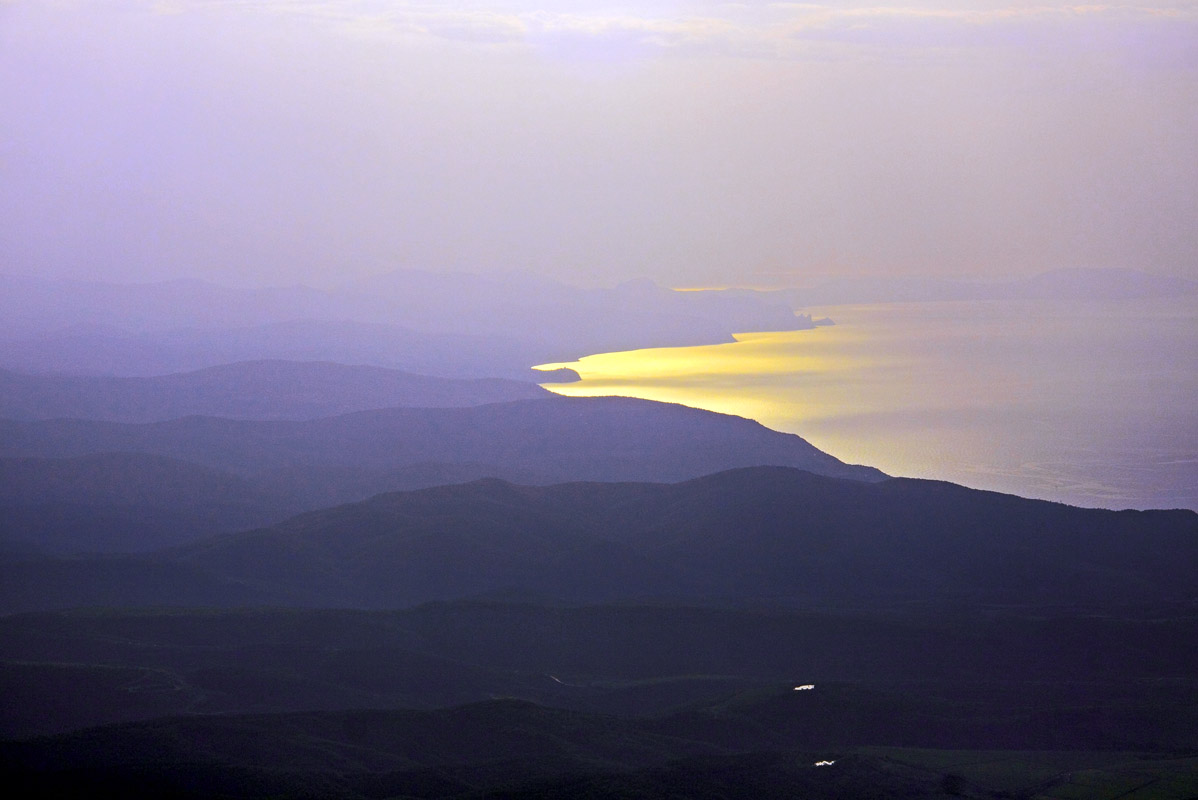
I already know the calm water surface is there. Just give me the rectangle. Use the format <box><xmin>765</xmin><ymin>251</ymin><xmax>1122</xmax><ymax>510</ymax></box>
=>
<box><xmin>538</xmin><ymin>297</ymin><xmax>1197</xmax><ymax>510</ymax></box>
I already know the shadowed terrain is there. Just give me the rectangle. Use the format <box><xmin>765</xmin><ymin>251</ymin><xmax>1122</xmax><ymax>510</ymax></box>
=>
<box><xmin>2</xmin><ymin>602</ymin><xmax>1195</xmax><ymax>797</ymax></box>
<box><xmin>2</xmin><ymin>602</ymin><xmax>1195</xmax><ymax>739</ymax></box>
<box><xmin>2</xmin><ymin>467</ymin><xmax>1192</xmax><ymax>612</ymax></box>
<box><xmin>1</xmin><ymin>466</ymin><xmax>1195</xmax><ymax>797</ymax></box>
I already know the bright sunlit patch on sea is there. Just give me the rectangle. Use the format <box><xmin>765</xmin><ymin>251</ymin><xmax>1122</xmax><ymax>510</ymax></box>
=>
<box><xmin>538</xmin><ymin>331</ymin><xmax>864</xmax><ymax>380</ymax></box>
<box><xmin>535</xmin><ymin>330</ymin><xmax>871</xmax><ymax>426</ymax></box>
<box><xmin>536</xmin><ymin>297</ymin><xmax>1198</xmax><ymax>511</ymax></box>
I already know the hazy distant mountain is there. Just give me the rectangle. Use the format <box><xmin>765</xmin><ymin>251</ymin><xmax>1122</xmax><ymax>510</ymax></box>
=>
<box><xmin>766</xmin><ymin>268</ymin><xmax>1198</xmax><ymax>307</ymax></box>
<box><xmin>0</xmin><ymin>270</ymin><xmax>806</xmax><ymax>338</ymax></box>
<box><xmin>27</xmin><ymin>266</ymin><xmax>1180</xmax><ymax>383</ymax></box>
<box><xmin>0</xmin><ymin>396</ymin><xmax>883</xmax><ymax>483</ymax></box>
<box><xmin>0</xmin><ymin>270</ymin><xmax>810</xmax><ymax>377</ymax></box>
<box><xmin>0</xmin><ymin>274</ymin><xmax>332</xmax><ymax>336</ymax></box>
<box><xmin>340</xmin><ymin>270</ymin><xmax>807</xmax><ymax>353</ymax></box>
<box><xmin>0</xmin><ymin>361</ymin><xmax>549</xmax><ymax>422</ymax></box>
<box><xmin>0</xmin><ymin>319</ymin><xmax>560</xmax><ymax>381</ymax></box>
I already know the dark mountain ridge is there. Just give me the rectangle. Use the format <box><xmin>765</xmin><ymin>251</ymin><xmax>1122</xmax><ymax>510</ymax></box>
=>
<box><xmin>3</xmin><ymin>466</ymin><xmax>1192</xmax><ymax>612</ymax></box>
<box><xmin>170</xmin><ymin>466</ymin><xmax>1197</xmax><ymax>608</ymax></box>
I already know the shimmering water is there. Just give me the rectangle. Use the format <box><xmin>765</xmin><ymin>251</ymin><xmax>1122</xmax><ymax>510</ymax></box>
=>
<box><xmin>537</xmin><ymin>297</ymin><xmax>1197</xmax><ymax>510</ymax></box>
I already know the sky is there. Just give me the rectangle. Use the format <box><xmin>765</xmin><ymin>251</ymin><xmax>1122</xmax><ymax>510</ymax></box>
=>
<box><xmin>2</xmin><ymin>0</ymin><xmax>1196</xmax><ymax>289</ymax></box>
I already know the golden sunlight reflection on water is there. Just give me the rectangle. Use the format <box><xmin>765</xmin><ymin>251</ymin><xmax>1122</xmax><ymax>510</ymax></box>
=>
<box><xmin>535</xmin><ymin>299</ymin><xmax>1198</xmax><ymax>511</ymax></box>
<box><xmin>535</xmin><ymin>328</ymin><xmax>868</xmax><ymax>430</ymax></box>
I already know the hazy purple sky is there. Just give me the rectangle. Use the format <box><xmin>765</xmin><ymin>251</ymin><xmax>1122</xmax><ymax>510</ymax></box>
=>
<box><xmin>2</xmin><ymin>0</ymin><xmax>1196</xmax><ymax>288</ymax></box>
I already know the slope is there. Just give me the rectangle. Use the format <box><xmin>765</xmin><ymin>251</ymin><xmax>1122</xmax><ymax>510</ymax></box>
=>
<box><xmin>0</xmin><ymin>396</ymin><xmax>884</xmax><ymax>482</ymax></box>
<box><xmin>171</xmin><ymin>466</ymin><xmax>1197</xmax><ymax>608</ymax></box>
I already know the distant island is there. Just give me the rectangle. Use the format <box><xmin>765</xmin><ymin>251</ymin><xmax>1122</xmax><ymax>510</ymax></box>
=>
<box><xmin>793</xmin><ymin>312</ymin><xmax>826</xmax><ymax>329</ymax></box>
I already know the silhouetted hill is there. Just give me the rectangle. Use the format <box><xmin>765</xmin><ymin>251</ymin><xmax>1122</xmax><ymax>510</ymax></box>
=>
<box><xmin>0</xmin><ymin>396</ymin><xmax>883</xmax><ymax>482</ymax></box>
<box><xmin>168</xmin><ymin>466</ymin><xmax>1197</xmax><ymax>608</ymax></box>
<box><xmin>4</xmin><ymin>466</ymin><xmax>1193</xmax><ymax>612</ymax></box>
<box><xmin>0</xmin><ymin>361</ymin><xmax>548</xmax><ymax>422</ymax></box>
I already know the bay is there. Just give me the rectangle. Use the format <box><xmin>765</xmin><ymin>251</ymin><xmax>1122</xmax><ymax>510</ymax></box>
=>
<box><xmin>537</xmin><ymin>296</ymin><xmax>1197</xmax><ymax>511</ymax></box>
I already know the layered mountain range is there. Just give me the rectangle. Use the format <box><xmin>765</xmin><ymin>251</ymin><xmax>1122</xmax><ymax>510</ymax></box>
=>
<box><xmin>1</xmin><ymin>348</ymin><xmax>1194</xmax><ymax>798</ymax></box>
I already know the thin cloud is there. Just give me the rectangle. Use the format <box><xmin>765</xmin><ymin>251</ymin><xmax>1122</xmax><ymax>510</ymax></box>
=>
<box><xmin>107</xmin><ymin>1</ymin><xmax>1197</xmax><ymax>65</ymax></box>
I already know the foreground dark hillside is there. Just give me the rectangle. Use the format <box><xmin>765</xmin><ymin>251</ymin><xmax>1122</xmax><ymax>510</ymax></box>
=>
<box><xmin>12</xmin><ymin>699</ymin><xmax>1192</xmax><ymax>800</ymax></box>
<box><xmin>2</xmin><ymin>466</ymin><xmax>1193</xmax><ymax>611</ymax></box>
<box><xmin>0</xmin><ymin>361</ymin><xmax>550</xmax><ymax>422</ymax></box>
<box><xmin>2</xmin><ymin>604</ymin><xmax>1194</xmax><ymax>740</ymax></box>
<box><xmin>4</xmin><ymin>681</ymin><xmax>1195</xmax><ymax>798</ymax></box>
<box><xmin>2</xmin><ymin>464</ymin><xmax>1195</xmax><ymax>797</ymax></box>
<box><xmin>3</xmin><ymin>602</ymin><xmax>1195</xmax><ymax>798</ymax></box>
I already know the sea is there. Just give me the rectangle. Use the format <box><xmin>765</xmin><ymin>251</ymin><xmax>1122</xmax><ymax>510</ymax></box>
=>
<box><xmin>538</xmin><ymin>296</ymin><xmax>1198</xmax><ymax>511</ymax></box>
